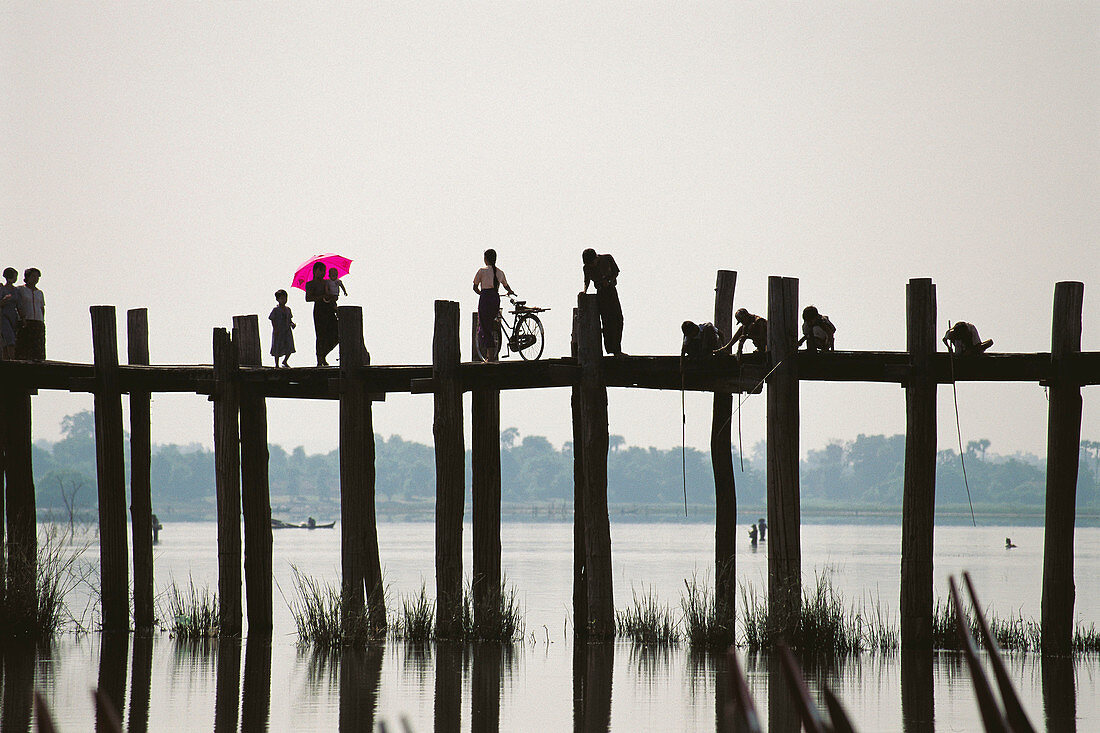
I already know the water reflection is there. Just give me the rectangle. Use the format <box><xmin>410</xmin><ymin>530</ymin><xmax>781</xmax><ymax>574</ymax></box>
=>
<box><xmin>434</xmin><ymin>642</ymin><xmax>463</xmax><ymax>733</ymax></box>
<box><xmin>765</xmin><ymin>652</ymin><xmax>799</xmax><ymax>733</ymax></box>
<box><xmin>339</xmin><ymin>644</ymin><xmax>384</xmax><ymax>732</ymax></box>
<box><xmin>2</xmin><ymin>644</ymin><xmax>35</xmax><ymax>732</ymax></box>
<box><xmin>97</xmin><ymin>633</ymin><xmax>129</xmax><ymax>732</ymax></box>
<box><xmin>242</xmin><ymin>637</ymin><xmax>273</xmax><ymax>732</ymax></box>
<box><xmin>471</xmin><ymin>643</ymin><xmax>501</xmax><ymax>733</ymax></box>
<box><xmin>127</xmin><ymin>634</ymin><xmax>154</xmax><ymax>733</ymax></box>
<box><xmin>900</xmin><ymin>649</ymin><xmax>934</xmax><ymax>732</ymax></box>
<box><xmin>1042</xmin><ymin>655</ymin><xmax>1076</xmax><ymax>733</ymax></box>
<box><xmin>214</xmin><ymin>637</ymin><xmax>242</xmax><ymax>733</ymax></box>
<box><xmin>574</xmin><ymin>643</ymin><xmax>614</xmax><ymax>733</ymax></box>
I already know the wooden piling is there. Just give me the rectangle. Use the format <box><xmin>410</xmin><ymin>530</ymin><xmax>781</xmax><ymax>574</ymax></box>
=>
<box><xmin>711</xmin><ymin>270</ymin><xmax>738</xmax><ymax>631</ymax></box>
<box><xmin>337</xmin><ymin>306</ymin><xmax>384</xmax><ymax>629</ymax></box>
<box><xmin>234</xmin><ymin>315</ymin><xmax>274</xmax><ymax>636</ymax></box>
<box><xmin>901</xmin><ymin>278</ymin><xmax>937</xmax><ymax>649</ymax></box>
<box><xmin>90</xmin><ymin>306</ymin><xmax>130</xmax><ymax>633</ymax></box>
<box><xmin>471</xmin><ymin>312</ymin><xmax>502</xmax><ymax>636</ymax></box>
<box><xmin>127</xmin><ymin>308</ymin><xmax>155</xmax><ymax>631</ymax></box>
<box><xmin>1041</xmin><ymin>281</ymin><xmax>1084</xmax><ymax>655</ymax></box>
<box><xmin>212</xmin><ymin>327</ymin><xmax>243</xmax><ymax>637</ymax></box>
<box><xmin>0</xmin><ymin>387</ymin><xmax>6</xmax><ymax>608</ymax></box>
<box><xmin>3</xmin><ymin>388</ymin><xmax>36</xmax><ymax>634</ymax></box>
<box><xmin>576</xmin><ymin>294</ymin><xmax>614</xmax><ymax>640</ymax></box>
<box><xmin>433</xmin><ymin>301</ymin><xmax>465</xmax><ymax>637</ymax></box>
<box><xmin>571</xmin><ymin>309</ymin><xmax>588</xmax><ymax>638</ymax></box>
<box><xmin>766</xmin><ymin>276</ymin><xmax>800</xmax><ymax>635</ymax></box>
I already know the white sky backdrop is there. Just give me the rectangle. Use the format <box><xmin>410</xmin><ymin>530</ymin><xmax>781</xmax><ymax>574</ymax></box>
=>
<box><xmin>3</xmin><ymin>2</ymin><xmax>1098</xmax><ymax>457</ymax></box>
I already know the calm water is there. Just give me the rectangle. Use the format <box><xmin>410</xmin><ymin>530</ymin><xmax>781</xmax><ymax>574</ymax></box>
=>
<box><xmin>8</xmin><ymin>520</ymin><xmax>1100</xmax><ymax>731</ymax></box>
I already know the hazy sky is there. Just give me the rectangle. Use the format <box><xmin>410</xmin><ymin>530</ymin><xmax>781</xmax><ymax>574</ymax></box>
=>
<box><xmin>3</xmin><ymin>2</ymin><xmax>1098</xmax><ymax>457</ymax></box>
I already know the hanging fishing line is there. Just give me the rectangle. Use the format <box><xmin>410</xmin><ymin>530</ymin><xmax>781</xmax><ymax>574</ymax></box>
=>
<box><xmin>737</xmin><ymin>359</ymin><xmax>745</xmax><ymax>472</ymax></box>
<box><xmin>680</xmin><ymin>356</ymin><xmax>688</xmax><ymax>517</ymax></box>
<box><xmin>947</xmin><ymin>321</ymin><xmax>977</xmax><ymax>527</ymax></box>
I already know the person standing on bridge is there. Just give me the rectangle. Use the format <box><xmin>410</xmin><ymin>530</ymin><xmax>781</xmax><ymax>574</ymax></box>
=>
<box><xmin>473</xmin><ymin>249</ymin><xmax>515</xmax><ymax>361</ymax></box>
<box><xmin>305</xmin><ymin>262</ymin><xmax>338</xmax><ymax>366</ymax></box>
<box><xmin>581</xmin><ymin>248</ymin><xmax>625</xmax><ymax>356</ymax></box>
<box><xmin>1</xmin><ymin>267</ymin><xmax>20</xmax><ymax>360</ymax></box>
<box><xmin>14</xmin><ymin>267</ymin><xmax>45</xmax><ymax>361</ymax></box>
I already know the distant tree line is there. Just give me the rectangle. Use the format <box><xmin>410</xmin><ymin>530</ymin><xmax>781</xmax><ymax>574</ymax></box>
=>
<box><xmin>28</xmin><ymin>410</ymin><xmax>1100</xmax><ymax>519</ymax></box>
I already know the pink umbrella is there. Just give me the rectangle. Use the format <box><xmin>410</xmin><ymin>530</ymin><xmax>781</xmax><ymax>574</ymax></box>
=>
<box><xmin>291</xmin><ymin>254</ymin><xmax>353</xmax><ymax>291</ymax></box>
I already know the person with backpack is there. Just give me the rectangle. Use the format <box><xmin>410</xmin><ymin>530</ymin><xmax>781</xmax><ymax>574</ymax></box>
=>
<box><xmin>580</xmin><ymin>248</ymin><xmax>625</xmax><ymax>356</ymax></box>
<box><xmin>797</xmin><ymin>305</ymin><xmax>835</xmax><ymax>352</ymax></box>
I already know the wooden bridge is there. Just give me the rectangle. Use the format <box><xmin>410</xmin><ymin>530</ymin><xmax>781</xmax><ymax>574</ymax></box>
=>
<box><xmin>0</xmin><ymin>273</ymin><xmax>1094</xmax><ymax>652</ymax></box>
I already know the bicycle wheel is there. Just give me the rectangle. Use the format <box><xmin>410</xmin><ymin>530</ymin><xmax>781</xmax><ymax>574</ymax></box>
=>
<box><xmin>514</xmin><ymin>315</ymin><xmax>545</xmax><ymax>360</ymax></box>
<box><xmin>475</xmin><ymin>320</ymin><xmax>503</xmax><ymax>362</ymax></box>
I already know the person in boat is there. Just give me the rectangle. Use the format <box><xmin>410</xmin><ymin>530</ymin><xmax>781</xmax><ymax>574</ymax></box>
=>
<box><xmin>716</xmin><ymin>308</ymin><xmax>767</xmax><ymax>358</ymax></box>
<box><xmin>681</xmin><ymin>321</ymin><xmax>722</xmax><ymax>359</ymax></box>
<box><xmin>748</xmin><ymin>523</ymin><xmax>758</xmax><ymax>544</ymax></box>
<box><xmin>473</xmin><ymin>249</ymin><xmax>515</xmax><ymax>361</ymax></box>
<box><xmin>943</xmin><ymin>322</ymin><xmax>993</xmax><ymax>356</ymax></box>
<box><xmin>307</xmin><ymin>517</ymin><xmax>317</xmax><ymax>529</ymax></box>
<box><xmin>797</xmin><ymin>305</ymin><xmax>836</xmax><ymax>353</ymax></box>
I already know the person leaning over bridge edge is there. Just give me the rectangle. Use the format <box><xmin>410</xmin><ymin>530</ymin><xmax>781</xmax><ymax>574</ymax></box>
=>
<box><xmin>1</xmin><ymin>267</ymin><xmax>20</xmax><ymax>360</ymax></box>
<box><xmin>580</xmin><ymin>248</ymin><xmax>625</xmax><ymax>356</ymax></box>
<box><xmin>305</xmin><ymin>261</ymin><xmax>339</xmax><ymax>366</ymax></box>
<box><xmin>473</xmin><ymin>248</ymin><xmax>515</xmax><ymax>361</ymax></box>
<box><xmin>681</xmin><ymin>320</ymin><xmax>721</xmax><ymax>359</ymax></box>
<box><xmin>797</xmin><ymin>305</ymin><xmax>835</xmax><ymax>352</ymax></box>
<box><xmin>715</xmin><ymin>308</ymin><xmax>767</xmax><ymax>359</ymax></box>
<box><xmin>943</xmin><ymin>321</ymin><xmax>993</xmax><ymax>356</ymax></box>
<box><xmin>14</xmin><ymin>267</ymin><xmax>46</xmax><ymax>361</ymax></box>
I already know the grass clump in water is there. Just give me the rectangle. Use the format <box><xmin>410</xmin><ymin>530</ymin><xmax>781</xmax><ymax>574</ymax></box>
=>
<box><xmin>166</xmin><ymin>578</ymin><xmax>218</xmax><ymax>639</ymax></box>
<box><xmin>459</xmin><ymin>578</ymin><xmax>526</xmax><ymax>642</ymax></box>
<box><xmin>617</xmin><ymin>587</ymin><xmax>679</xmax><ymax>644</ymax></box>
<box><xmin>680</xmin><ymin>574</ymin><xmax>736</xmax><ymax>648</ymax></box>
<box><xmin>392</xmin><ymin>584</ymin><xmax>434</xmax><ymax>642</ymax></box>
<box><xmin>289</xmin><ymin>566</ymin><xmax>385</xmax><ymax>647</ymax></box>
<box><xmin>797</xmin><ymin>571</ymin><xmax>862</xmax><ymax>655</ymax></box>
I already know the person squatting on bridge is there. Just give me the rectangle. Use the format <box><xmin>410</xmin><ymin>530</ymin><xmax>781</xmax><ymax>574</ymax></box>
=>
<box><xmin>581</xmin><ymin>248</ymin><xmax>625</xmax><ymax>356</ymax></box>
<box><xmin>14</xmin><ymin>267</ymin><xmax>46</xmax><ymax>361</ymax></box>
<box><xmin>943</xmin><ymin>321</ymin><xmax>993</xmax><ymax>356</ymax></box>
<box><xmin>473</xmin><ymin>248</ymin><xmax>515</xmax><ymax>361</ymax></box>
<box><xmin>797</xmin><ymin>305</ymin><xmax>835</xmax><ymax>352</ymax></box>
<box><xmin>681</xmin><ymin>320</ymin><xmax>722</xmax><ymax>359</ymax></box>
<box><xmin>715</xmin><ymin>308</ymin><xmax>767</xmax><ymax>358</ymax></box>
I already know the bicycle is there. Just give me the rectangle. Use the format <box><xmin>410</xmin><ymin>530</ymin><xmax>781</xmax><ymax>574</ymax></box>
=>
<box><xmin>475</xmin><ymin>296</ymin><xmax>549</xmax><ymax>362</ymax></box>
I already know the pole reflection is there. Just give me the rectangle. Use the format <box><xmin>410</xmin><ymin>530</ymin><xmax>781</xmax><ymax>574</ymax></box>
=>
<box><xmin>339</xmin><ymin>644</ymin><xmax>384</xmax><ymax>733</ymax></box>
<box><xmin>901</xmin><ymin>648</ymin><xmax>934</xmax><ymax>733</ymax></box>
<box><xmin>472</xmin><ymin>643</ymin><xmax>502</xmax><ymax>733</ymax></box>
<box><xmin>573</xmin><ymin>642</ymin><xmax>614</xmax><ymax>733</ymax></box>
<box><xmin>2</xmin><ymin>645</ymin><xmax>35</xmax><ymax>732</ymax></box>
<box><xmin>1042</xmin><ymin>655</ymin><xmax>1076</xmax><ymax>733</ymax></box>
<box><xmin>214</xmin><ymin>637</ymin><xmax>242</xmax><ymax>733</ymax></box>
<box><xmin>97</xmin><ymin>632</ymin><xmax>129</xmax><ymax>733</ymax></box>
<box><xmin>127</xmin><ymin>633</ymin><xmax>154</xmax><ymax>733</ymax></box>
<box><xmin>766</xmin><ymin>652</ymin><xmax>798</xmax><ymax>733</ymax></box>
<box><xmin>242</xmin><ymin>637</ymin><xmax>273</xmax><ymax>732</ymax></box>
<box><xmin>434</xmin><ymin>641</ymin><xmax>463</xmax><ymax>733</ymax></box>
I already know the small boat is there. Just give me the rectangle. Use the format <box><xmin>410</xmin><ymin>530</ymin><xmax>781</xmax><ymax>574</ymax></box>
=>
<box><xmin>271</xmin><ymin>517</ymin><xmax>336</xmax><ymax>530</ymax></box>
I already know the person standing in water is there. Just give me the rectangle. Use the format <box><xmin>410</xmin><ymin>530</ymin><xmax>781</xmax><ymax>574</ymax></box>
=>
<box><xmin>472</xmin><ymin>249</ymin><xmax>515</xmax><ymax>360</ymax></box>
<box><xmin>269</xmin><ymin>289</ymin><xmax>296</xmax><ymax>368</ymax></box>
<box><xmin>305</xmin><ymin>262</ymin><xmax>338</xmax><ymax>366</ymax></box>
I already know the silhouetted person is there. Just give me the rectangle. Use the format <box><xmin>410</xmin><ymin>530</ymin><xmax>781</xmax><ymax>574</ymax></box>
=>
<box><xmin>757</xmin><ymin>517</ymin><xmax>766</xmax><ymax>541</ymax></box>
<box><xmin>681</xmin><ymin>320</ymin><xmax>721</xmax><ymax>358</ymax></box>
<box><xmin>269</xmin><ymin>289</ymin><xmax>296</xmax><ymax>368</ymax></box>
<box><xmin>326</xmin><ymin>267</ymin><xmax>347</xmax><ymax>302</ymax></box>
<box><xmin>307</xmin><ymin>516</ymin><xmax>316</xmax><ymax>529</ymax></box>
<box><xmin>943</xmin><ymin>321</ymin><xmax>993</xmax><ymax>356</ymax></box>
<box><xmin>1</xmin><ymin>267</ymin><xmax>19</xmax><ymax>360</ymax></box>
<box><xmin>797</xmin><ymin>305</ymin><xmax>835</xmax><ymax>352</ymax></box>
<box><xmin>748</xmin><ymin>523</ymin><xmax>758</xmax><ymax>545</ymax></box>
<box><xmin>473</xmin><ymin>249</ymin><xmax>515</xmax><ymax>360</ymax></box>
<box><xmin>716</xmin><ymin>308</ymin><xmax>767</xmax><ymax>358</ymax></box>
<box><xmin>151</xmin><ymin>514</ymin><xmax>163</xmax><ymax>544</ymax></box>
<box><xmin>1005</xmin><ymin>537</ymin><xmax>1016</xmax><ymax>549</ymax></box>
<box><xmin>13</xmin><ymin>267</ymin><xmax>45</xmax><ymax>361</ymax></box>
<box><xmin>305</xmin><ymin>262</ymin><xmax>339</xmax><ymax>366</ymax></box>
<box><xmin>581</xmin><ymin>248</ymin><xmax>624</xmax><ymax>356</ymax></box>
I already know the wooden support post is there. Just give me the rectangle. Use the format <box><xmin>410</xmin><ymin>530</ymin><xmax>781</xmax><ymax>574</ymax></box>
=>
<box><xmin>234</xmin><ymin>315</ymin><xmax>274</xmax><ymax>637</ymax></box>
<box><xmin>0</xmin><ymin>384</ymin><xmax>6</xmax><ymax>609</ymax></box>
<box><xmin>577</xmin><ymin>294</ymin><xmax>614</xmax><ymax>640</ymax></box>
<box><xmin>338</xmin><ymin>306</ymin><xmax>384</xmax><ymax>629</ymax></box>
<box><xmin>1041</xmin><ymin>281</ymin><xmax>1084</xmax><ymax>655</ymax></box>
<box><xmin>3</xmin><ymin>388</ymin><xmax>35</xmax><ymax>635</ymax></box>
<box><xmin>901</xmin><ymin>278</ymin><xmax>937</xmax><ymax>649</ymax></box>
<box><xmin>571</xmin><ymin>309</ymin><xmax>588</xmax><ymax>639</ymax></box>
<box><xmin>471</xmin><ymin>312</ymin><xmax>502</xmax><ymax>637</ymax></box>
<box><xmin>90</xmin><ymin>306</ymin><xmax>130</xmax><ymax>634</ymax></box>
<box><xmin>712</xmin><ymin>270</ymin><xmax>738</xmax><ymax>633</ymax></box>
<box><xmin>766</xmin><ymin>276</ymin><xmax>800</xmax><ymax>636</ymax></box>
<box><xmin>433</xmin><ymin>301</ymin><xmax>465</xmax><ymax>637</ymax></box>
<box><xmin>127</xmin><ymin>308</ymin><xmax>155</xmax><ymax>632</ymax></box>
<box><xmin>212</xmin><ymin>327</ymin><xmax>243</xmax><ymax>637</ymax></box>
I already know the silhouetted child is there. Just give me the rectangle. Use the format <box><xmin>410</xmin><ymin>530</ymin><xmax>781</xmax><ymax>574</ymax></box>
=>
<box><xmin>326</xmin><ymin>267</ymin><xmax>347</xmax><ymax>303</ymax></box>
<box><xmin>269</xmin><ymin>289</ymin><xmax>296</xmax><ymax>368</ymax></box>
<box><xmin>797</xmin><ymin>305</ymin><xmax>835</xmax><ymax>352</ymax></box>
